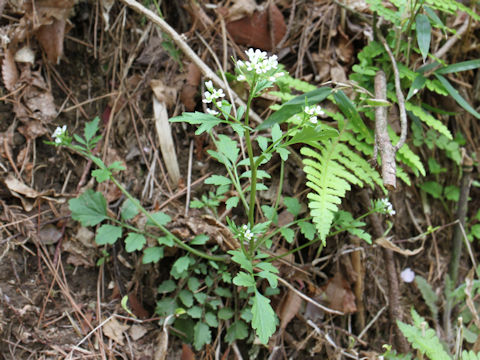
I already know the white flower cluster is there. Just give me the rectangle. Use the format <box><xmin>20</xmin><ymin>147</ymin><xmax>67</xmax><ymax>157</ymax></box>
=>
<box><xmin>202</xmin><ymin>80</ymin><xmax>225</xmax><ymax>115</ymax></box>
<box><xmin>304</xmin><ymin>105</ymin><xmax>325</xmax><ymax>125</ymax></box>
<box><xmin>52</xmin><ymin>125</ymin><xmax>67</xmax><ymax>144</ymax></box>
<box><xmin>241</xmin><ymin>224</ymin><xmax>255</xmax><ymax>241</ymax></box>
<box><xmin>236</xmin><ymin>48</ymin><xmax>284</xmax><ymax>82</ymax></box>
<box><xmin>380</xmin><ymin>197</ymin><xmax>396</xmax><ymax>216</ymax></box>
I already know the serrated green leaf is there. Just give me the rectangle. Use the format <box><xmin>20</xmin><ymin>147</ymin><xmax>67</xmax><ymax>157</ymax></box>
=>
<box><xmin>142</xmin><ymin>246</ymin><xmax>164</xmax><ymax>264</ymax></box>
<box><xmin>252</xmin><ymin>290</ymin><xmax>277</xmax><ymax>344</ymax></box>
<box><xmin>73</xmin><ymin>133</ymin><xmax>86</xmax><ymax>145</ymax></box>
<box><xmin>414</xmin><ymin>276</ymin><xmax>438</xmax><ymax>321</ymax></box>
<box><xmin>287</xmin><ymin>126</ymin><xmax>338</xmax><ymax>146</ymax></box>
<box><xmin>95</xmin><ymin>224</ymin><xmax>122</xmax><ymax>245</ymax></box>
<box><xmin>257</xmin><ymin>136</ymin><xmax>269</xmax><ymax>151</ymax></box>
<box><xmin>158</xmin><ymin>280</ymin><xmax>176</xmax><ymax>293</ymax></box>
<box><xmin>187</xmin><ymin>306</ymin><xmax>202</xmax><ymax>318</ymax></box>
<box><xmin>218</xmin><ymin>307</ymin><xmax>234</xmax><ymax>320</ymax></box>
<box><xmin>205</xmin><ymin>312</ymin><xmax>218</xmax><ymax>327</ymax></box>
<box><xmin>226</xmin><ymin>196</ymin><xmax>239</xmax><ymax>210</ymax></box>
<box><xmin>125</xmin><ymin>232</ymin><xmax>146</xmax><ymax>252</ymax></box>
<box><xmin>179</xmin><ymin>289</ymin><xmax>194</xmax><ymax>307</ymax></box>
<box><xmin>108</xmin><ymin>161</ymin><xmax>125</xmax><ymax>172</ymax></box>
<box><xmin>257</xmin><ymin>270</ymin><xmax>278</xmax><ymax>288</ymax></box>
<box><xmin>173</xmin><ymin>256</ymin><xmax>191</xmax><ymax>273</ymax></box>
<box><xmin>225</xmin><ymin>319</ymin><xmax>248</xmax><ymax>343</ymax></box>
<box><xmin>215</xmin><ymin>135</ymin><xmax>239</xmax><ymax>165</ymax></box>
<box><xmin>420</xmin><ymin>181</ymin><xmax>443</xmax><ymax>199</ymax></box>
<box><xmin>228</xmin><ymin>249</ymin><xmax>253</xmax><ymax>273</ymax></box>
<box><xmin>194</xmin><ymin>292</ymin><xmax>207</xmax><ymax>304</ymax></box>
<box><xmin>444</xmin><ymin>185</ymin><xmax>459</xmax><ymax>202</ymax></box>
<box><xmin>191</xmin><ymin>234</ymin><xmax>209</xmax><ymax>245</ymax></box>
<box><xmin>204</xmin><ymin>175</ymin><xmax>232</xmax><ymax>186</ymax></box>
<box><xmin>193</xmin><ymin>322</ymin><xmax>211</xmax><ymax>350</ymax></box>
<box><xmin>170</xmin><ymin>112</ymin><xmax>221</xmax><ymax>135</ymax></box>
<box><xmin>84</xmin><ymin>117</ymin><xmax>100</xmax><ymax>142</ymax></box>
<box><xmin>261</xmin><ymin>205</ymin><xmax>278</xmax><ymax>224</ymax></box>
<box><xmin>147</xmin><ymin>211</ymin><xmax>171</xmax><ymax>227</ymax></box>
<box><xmin>233</xmin><ymin>271</ymin><xmax>256</xmax><ymax>287</ymax></box>
<box><xmin>120</xmin><ymin>198</ymin><xmax>140</xmax><ymax>220</ymax></box>
<box><xmin>283</xmin><ymin>197</ymin><xmax>301</xmax><ymax>217</ymax></box>
<box><xmin>280</xmin><ymin>227</ymin><xmax>295</xmax><ymax>243</ymax></box>
<box><xmin>299</xmin><ymin>221</ymin><xmax>316</xmax><ymax>240</ymax></box>
<box><xmin>276</xmin><ymin>147</ymin><xmax>290</xmax><ymax>161</ymax></box>
<box><xmin>69</xmin><ymin>189</ymin><xmax>108</xmax><ymax>226</ymax></box>
<box><xmin>187</xmin><ymin>277</ymin><xmax>200</xmax><ymax>292</ymax></box>
<box><xmin>157</xmin><ymin>236</ymin><xmax>174</xmax><ymax>246</ymax></box>
<box><xmin>214</xmin><ymin>287</ymin><xmax>232</xmax><ymax>298</ymax></box>
<box><xmin>89</xmin><ymin>155</ymin><xmax>113</xmax><ymax>174</ymax></box>
<box><xmin>416</xmin><ymin>14</ymin><xmax>431</xmax><ymax>62</ymax></box>
<box><xmin>271</xmin><ymin>123</ymin><xmax>282</xmax><ymax>142</ymax></box>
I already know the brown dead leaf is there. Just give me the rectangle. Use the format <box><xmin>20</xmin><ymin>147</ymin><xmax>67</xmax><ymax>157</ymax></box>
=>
<box><xmin>226</xmin><ymin>4</ymin><xmax>286</xmax><ymax>51</ymax></box>
<box><xmin>180</xmin><ymin>63</ymin><xmax>201</xmax><ymax>111</ymax></box>
<box><xmin>128</xmin><ymin>293</ymin><xmax>149</xmax><ymax>319</ymax></box>
<box><xmin>322</xmin><ymin>272</ymin><xmax>357</xmax><ymax>314</ymax></box>
<box><xmin>129</xmin><ymin>324</ymin><xmax>148</xmax><ymax>341</ymax></box>
<box><xmin>17</xmin><ymin>120</ymin><xmax>48</xmax><ymax>140</ymax></box>
<box><xmin>181</xmin><ymin>344</ymin><xmax>196</xmax><ymax>360</ymax></box>
<box><xmin>150</xmin><ymin>79</ymin><xmax>177</xmax><ymax>107</ymax></box>
<box><xmin>103</xmin><ymin>317</ymin><xmax>130</xmax><ymax>346</ymax></box>
<box><xmin>36</xmin><ymin>19</ymin><xmax>66</xmax><ymax>64</ymax></box>
<box><xmin>375</xmin><ymin>236</ymin><xmax>423</xmax><ymax>256</ymax></box>
<box><xmin>277</xmin><ymin>289</ymin><xmax>302</xmax><ymax>330</ymax></box>
<box><xmin>2</xmin><ymin>48</ymin><xmax>19</xmax><ymax>92</ymax></box>
<box><xmin>335</xmin><ymin>35</ymin><xmax>354</xmax><ymax>64</ymax></box>
<box><xmin>38</xmin><ymin>224</ymin><xmax>62</xmax><ymax>245</ymax></box>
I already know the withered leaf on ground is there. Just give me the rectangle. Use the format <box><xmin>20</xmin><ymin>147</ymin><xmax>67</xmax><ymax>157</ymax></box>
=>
<box><xmin>226</xmin><ymin>4</ymin><xmax>286</xmax><ymax>51</ymax></box>
<box><xmin>277</xmin><ymin>289</ymin><xmax>303</xmax><ymax>330</ymax></box>
<box><xmin>2</xmin><ymin>48</ymin><xmax>19</xmax><ymax>92</ymax></box>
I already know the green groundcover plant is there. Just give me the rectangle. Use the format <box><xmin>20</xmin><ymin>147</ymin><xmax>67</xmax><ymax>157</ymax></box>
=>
<box><xmin>50</xmin><ymin>48</ymin><xmax>397</xmax><ymax>348</ymax></box>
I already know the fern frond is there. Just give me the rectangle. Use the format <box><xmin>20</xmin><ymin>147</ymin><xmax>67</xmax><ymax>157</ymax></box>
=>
<box><xmin>388</xmin><ymin>128</ymin><xmax>426</xmax><ymax>176</ymax></box>
<box><xmin>405</xmin><ymin>102</ymin><xmax>452</xmax><ymax>139</ymax></box>
<box><xmin>277</xmin><ymin>74</ymin><xmax>317</xmax><ymax>93</ymax></box>
<box><xmin>397</xmin><ymin>63</ymin><xmax>448</xmax><ymax>96</ymax></box>
<box><xmin>462</xmin><ymin>350</ymin><xmax>480</xmax><ymax>360</ymax></box>
<box><xmin>300</xmin><ymin>140</ymin><xmax>379</xmax><ymax>243</ymax></box>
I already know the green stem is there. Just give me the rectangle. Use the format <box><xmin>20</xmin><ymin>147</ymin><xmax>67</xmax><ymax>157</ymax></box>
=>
<box><xmin>273</xmin><ymin>160</ymin><xmax>285</xmax><ymax>212</ymax></box>
<box><xmin>109</xmin><ymin>176</ymin><xmax>228</xmax><ymax>263</ymax></box>
<box><xmin>243</xmin><ymin>85</ymin><xmax>257</xmax><ymax>234</ymax></box>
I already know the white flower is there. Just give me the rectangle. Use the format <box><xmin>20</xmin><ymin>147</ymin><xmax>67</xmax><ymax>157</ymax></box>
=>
<box><xmin>235</xmin><ymin>48</ymin><xmax>282</xmax><ymax>83</ymax></box>
<box><xmin>237</xmin><ymin>74</ymin><xmax>246</xmax><ymax>81</ymax></box>
<box><xmin>205</xmin><ymin>80</ymin><xmax>214</xmax><ymax>92</ymax></box>
<box><xmin>380</xmin><ymin>198</ymin><xmax>396</xmax><ymax>216</ymax></box>
<box><xmin>206</xmin><ymin>108</ymin><xmax>219</xmax><ymax>116</ymax></box>
<box><xmin>241</xmin><ymin>224</ymin><xmax>255</xmax><ymax>241</ymax></box>
<box><xmin>52</xmin><ymin>125</ymin><xmax>67</xmax><ymax>144</ymax></box>
<box><xmin>400</xmin><ymin>268</ymin><xmax>415</xmax><ymax>283</ymax></box>
<box><xmin>304</xmin><ymin>105</ymin><xmax>324</xmax><ymax>124</ymax></box>
<box><xmin>202</xmin><ymin>86</ymin><xmax>225</xmax><ymax>104</ymax></box>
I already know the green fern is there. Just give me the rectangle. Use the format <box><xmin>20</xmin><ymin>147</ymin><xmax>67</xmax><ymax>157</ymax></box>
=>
<box><xmin>405</xmin><ymin>102</ymin><xmax>452</xmax><ymax>140</ymax></box>
<box><xmin>300</xmin><ymin>140</ymin><xmax>380</xmax><ymax>243</ymax></box>
<box><xmin>397</xmin><ymin>308</ymin><xmax>451</xmax><ymax>360</ymax></box>
<box><xmin>462</xmin><ymin>350</ymin><xmax>480</xmax><ymax>360</ymax></box>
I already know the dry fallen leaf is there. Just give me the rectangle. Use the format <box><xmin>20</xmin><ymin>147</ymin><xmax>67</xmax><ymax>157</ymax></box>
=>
<box><xmin>180</xmin><ymin>63</ymin><xmax>201</xmax><ymax>111</ymax></box>
<box><xmin>103</xmin><ymin>317</ymin><xmax>130</xmax><ymax>346</ymax></box>
<box><xmin>322</xmin><ymin>272</ymin><xmax>357</xmax><ymax>314</ymax></box>
<box><xmin>226</xmin><ymin>4</ymin><xmax>286</xmax><ymax>51</ymax></box>
<box><xmin>227</xmin><ymin>0</ymin><xmax>258</xmax><ymax>22</ymax></box>
<box><xmin>2</xmin><ymin>48</ymin><xmax>19</xmax><ymax>92</ymax></box>
<box><xmin>277</xmin><ymin>289</ymin><xmax>303</xmax><ymax>330</ymax></box>
<box><xmin>36</xmin><ymin>19</ymin><xmax>66</xmax><ymax>64</ymax></box>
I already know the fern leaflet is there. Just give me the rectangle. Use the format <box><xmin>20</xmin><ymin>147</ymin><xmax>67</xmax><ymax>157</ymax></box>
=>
<box><xmin>301</xmin><ymin>140</ymin><xmax>379</xmax><ymax>243</ymax></box>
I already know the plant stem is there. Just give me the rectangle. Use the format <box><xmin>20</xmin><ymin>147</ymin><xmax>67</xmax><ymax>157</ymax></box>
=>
<box><xmin>244</xmin><ymin>90</ymin><xmax>257</xmax><ymax>230</ymax></box>
<box><xmin>109</xmin><ymin>176</ymin><xmax>228</xmax><ymax>263</ymax></box>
